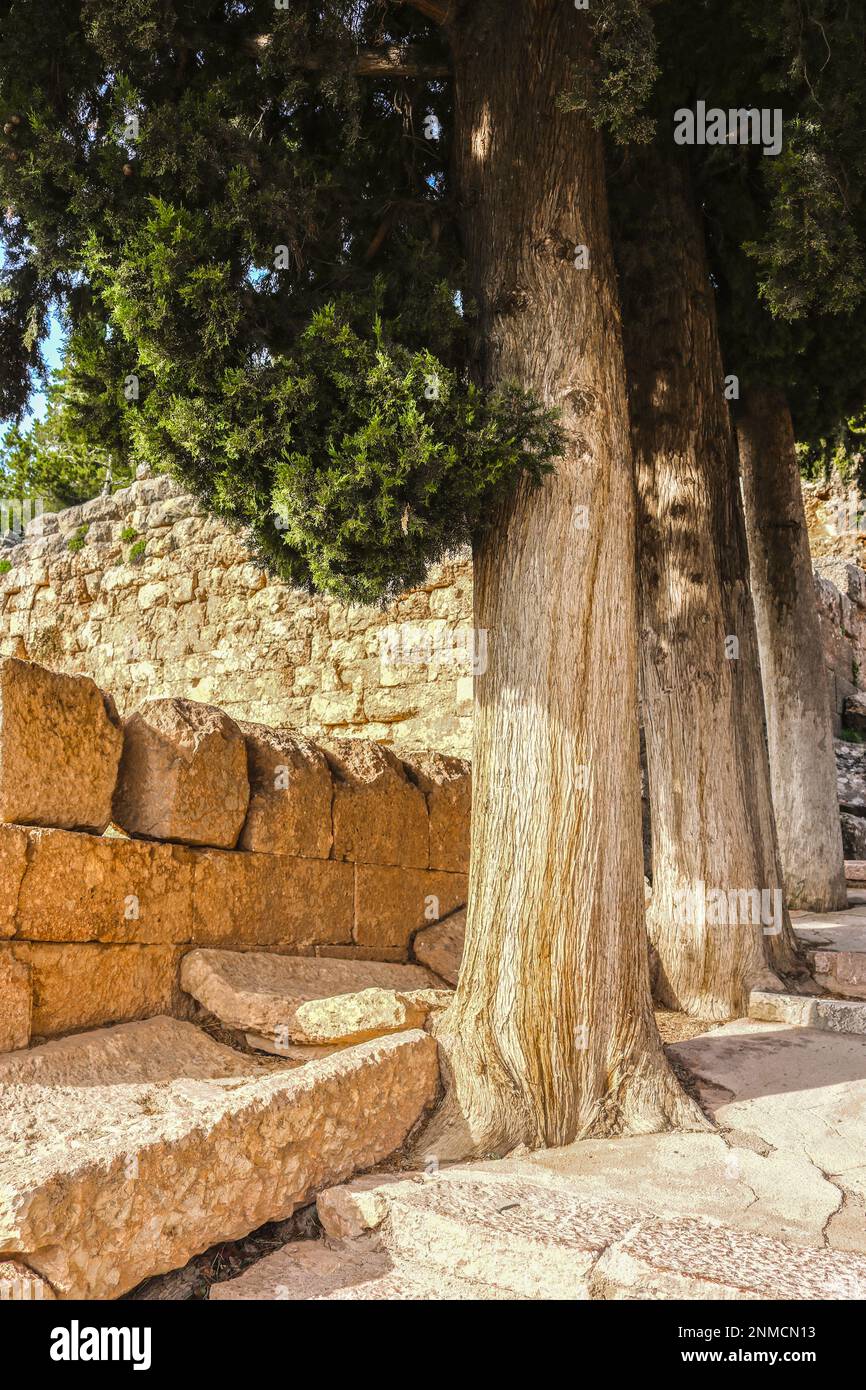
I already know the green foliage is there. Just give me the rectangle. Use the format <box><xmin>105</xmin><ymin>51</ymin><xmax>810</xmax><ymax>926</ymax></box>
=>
<box><xmin>0</xmin><ymin>558</ymin><xmax>11</xmax><ymax>575</ymax></box>
<box><xmin>561</xmin><ymin>0</ymin><xmax>661</xmax><ymax>145</ymax></box>
<box><xmin>128</xmin><ymin>538</ymin><xmax>146</xmax><ymax>563</ymax></box>
<box><xmin>0</xmin><ymin>0</ymin><xmax>565</xmax><ymax>599</ymax></box>
<box><xmin>66</xmin><ymin>523</ymin><xmax>89</xmax><ymax>552</ymax></box>
<box><xmin>120</xmin><ymin>525</ymin><xmax>138</xmax><ymax>543</ymax></box>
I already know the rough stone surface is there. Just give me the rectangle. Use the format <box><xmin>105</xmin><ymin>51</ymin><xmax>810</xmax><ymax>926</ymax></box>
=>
<box><xmin>0</xmin><ymin>657</ymin><xmax>122</xmax><ymax>832</ymax></box>
<box><xmin>504</xmin><ymin>1129</ymin><xmax>838</xmax><ymax>1251</ymax></box>
<box><xmin>209</xmin><ymin>1234</ymin><xmax>504</xmax><ymax>1301</ymax></box>
<box><xmin>0</xmin><ymin>476</ymin><xmax>473</xmax><ymax>756</ymax></box>
<box><xmin>0</xmin><ymin>824</ymin><xmax>28</xmax><ymax>938</ymax></box>
<box><xmin>410</xmin><ymin>752</ymin><xmax>471</xmax><ymax>872</ymax></box>
<box><xmin>180</xmin><ymin>948</ymin><xmax>442</xmax><ymax>1045</ymax></box>
<box><xmin>412</xmin><ymin>907</ymin><xmax>465</xmax><ymax>986</ymax></box>
<box><xmin>0</xmin><ymin>1017</ymin><xmax>439</xmax><ymax>1299</ymax></box>
<box><xmin>670</xmin><ymin>1019</ymin><xmax>866</xmax><ymax>1251</ymax></box>
<box><xmin>794</xmin><ymin>908</ymin><xmax>866</xmax><ymax>998</ymax></box>
<box><xmin>846</xmin><ymin>860</ymin><xmax>866</xmax><ymax>883</ymax></box>
<box><xmin>0</xmin><ymin>1258</ymin><xmax>55</xmax><ymax>1300</ymax></box>
<box><xmin>327</xmin><ymin>740</ymin><xmax>428</xmax><ymax>868</ymax></box>
<box><xmin>188</xmin><ymin>848</ymin><xmax>353</xmax><ymax>948</ymax></box>
<box><xmin>13</xmin><ymin>942</ymin><xmax>184</xmax><ymax>1037</ymax></box>
<box><xmin>750</xmin><ymin>988</ymin><xmax>866</xmax><ymax>1035</ymax></box>
<box><xmin>841</xmin><ymin>811</ymin><xmax>866</xmax><ymax>859</ymax></box>
<box><xmin>355</xmin><ymin>865</ymin><xmax>468</xmax><ymax>950</ymax></box>
<box><xmin>0</xmin><ymin>947</ymin><xmax>30</xmax><ymax>1051</ymax></box>
<box><xmin>113</xmin><ymin>697</ymin><xmax>250</xmax><ymax>848</ymax></box>
<box><xmin>317</xmin><ymin>1174</ymin><xmax>411</xmax><ymax>1241</ymax></box>
<box><xmin>591</xmin><ymin>1217</ymin><xmax>866</xmax><ymax>1301</ymax></box>
<box><xmin>237</xmin><ymin>723</ymin><xmax>333</xmax><ymax>858</ymax></box>
<box><xmin>836</xmin><ymin>738</ymin><xmax>866</xmax><ymax>811</ymax></box>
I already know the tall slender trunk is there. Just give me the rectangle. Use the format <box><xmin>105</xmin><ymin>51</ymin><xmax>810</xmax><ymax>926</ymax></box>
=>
<box><xmin>737</xmin><ymin>386</ymin><xmax>847</xmax><ymax>911</ymax></box>
<box><xmin>417</xmin><ymin>1</ymin><xmax>702</xmax><ymax>1163</ymax></box>
<box><xmin>613</xmin><ymin>147</ymin><xmax>802</xmax><ymax>1022</ymax></box>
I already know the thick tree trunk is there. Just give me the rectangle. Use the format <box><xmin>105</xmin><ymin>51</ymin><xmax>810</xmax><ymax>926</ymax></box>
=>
<box><xmin>417</xmin><ymin>1</ymin><xmax>703</xmax><ymax>1163</ymax></box>
<box><xmin>737</xmin><ymin>386</ymin><xmax>847</xmax><ymax>911</ymax></box>
<box><xmin>613</xmin><ymin>147</ymin><xmax>803</xmax><ymax>1022</ymax></box>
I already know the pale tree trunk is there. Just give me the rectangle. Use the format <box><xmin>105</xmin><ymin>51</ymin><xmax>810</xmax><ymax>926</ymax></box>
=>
<box><xmin>417</xmin><ymin>1</ymin><xmax>703</xmax><ymax>1164</ymax></box>
<box><xmin>737</xmin><ymin>386</ymin><xmax>847</xmax><ymax>911</ymax></box>
<box><xmin>613</xmin><ymin>147</ymin><xmax>804</xmax><ymax>1022</ymax></box>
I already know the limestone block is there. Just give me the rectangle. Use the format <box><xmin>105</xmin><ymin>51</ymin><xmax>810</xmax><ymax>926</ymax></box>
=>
<box><xmin>237</xmin><ymin>723</ymin><xmax>333</xmax><ymax>858</ymax></box>
<box><xmin>0</xmin><ymin>1260</ymin><xmax>55</xmax><ymax>1300</ymax></box>
<box><xmin>412</xmin><ymin>908</ymin><xmax>466</xmax><ymax>986</ymax></box>
<box><xmin>12</xmin><ymin>827</ymin><xmax>194</xmax><ymax>943</ymax></box>
<box><xmin>15</xmin><ymin>942</ymin><xmax>184</xmax><ymax>1036</ymax></box>
<box><xmin>190</xmin><ymin>850</ymin><xmax>353</xmax><ymax>947</ymax></box>
<box><xmin>408</xmin><ymin>751</ymin><xmax>470</xmax><ymax>871</ymax></box>
<box><xmin>113</xmin><ymin>697</ymin><xmax>250</xmax><ymax>848</ymax></box>
<box><xmin>327</xmin><ymin>740</ymin><xmax>428</xmax><ymax>868</ymax></box>
<box><xmin>0</xmin><ymin>947</ymin><xmax>30</xmax><ymax>1051</ymax></box>
<box><xmin>0</xmin><ymin>824</ymin><xmax>29</xmax><ymax>938</ymax></box>
<box><xmin>0</xmin><ymin>657</ymin><xmax>123</xmax><ymax>832</ymax></box>
<box><xmin>355</xmin><ymin>865</ymin><xmax>468</xmax><ymax>949</ymax></box>
<box><xmin>180</xmin><ymin>947</ymin><xmax>441</xmax><ymax>1045</ymax></box>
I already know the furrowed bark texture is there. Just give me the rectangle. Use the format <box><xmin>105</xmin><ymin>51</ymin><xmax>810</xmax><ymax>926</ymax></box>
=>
<box><xmin>418</xmin><ymin>0</ymin><xmax>702</xmax><ymax>1163</ymax></box>
<box><xmin>738</xmin><ymin>385</ymin><xmax>847</xmax><ymax>912</ymax></box>
<box><xmin>614</xmin><ymin>147</ymin><xmax>802</xmax><ymax>1021</ymax></box>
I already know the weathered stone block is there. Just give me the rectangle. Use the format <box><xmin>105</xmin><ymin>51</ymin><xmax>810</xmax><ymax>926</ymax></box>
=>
<box><xmin>0</xmin><ymin>947</ymin><xmax>30</xmax><ymax>1051</ymax></box>
<box><xmin>410</xmin><ymin>751</ymin><xmax>471</xmax><ymax>872</ymax></box>
<box><xmin>355</xmin><ymin>865</ymin><xmax>468</xmax><ymax>949</ymax></box>
<box><xmin>13</xmin><ymin>828</ymin><xmax>194</xmax><ymax>943</ymax></box>
<box><xmin>0</xmin><ymin>657</ymin><xmax>122</xmax><ymax>832</ymax></box>
<box><xmin>113</xmin><ymin>697</ymin><xmax>250</xmax><ymax>848</ymax></box>
<box><xmin>238</xmin><ymin>723</ymin><xmax>332</xmax><ymax>858</ymax></box>
<box><xmin>0</xmin><ymin>824</ymin><xmax>28</xmax><ymax>939</ymax></box>
<box><xmin>412</xmin><ymin>907</ymin><xmax>466</xmax><ymax>986</ymax></box>
<box><xmin>14</xmin><ymin>942</ymin><xmax>184</xmax><ymax>1037</ymax></box>
<box><xmin>191</xmin><ymin>848</ymin><xmax>353</xmax><ymax>947</ymax></box>
<box><xmin>327</xmin><ymin>740</ymin><xmax>428</xmax><ymax>868</ymax></box>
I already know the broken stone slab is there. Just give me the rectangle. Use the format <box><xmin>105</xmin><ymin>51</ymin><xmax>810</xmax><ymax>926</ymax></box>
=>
<box><xmin>412</xmin><ymin>907</ymin><xmax>465</xmax><ymax>986</ymax></box>
<box><xmin>0</xmin><ymin>946</ymin><xmax>30</xmax><ymax>1052</ymax></box>
<box><xmin>0</xmin><ymin>1017</ymin><xmax>438</xmax><ymax>1299</ymax></box>
<box><xmin>327</xmin><ymin>740</ymin><xmax>428</xmax><ymax>869</ymax></box>
<box><xmin>0</xmin><ymin>657</ymin><xmax>123</xmax><ymax>833</ymax></box>
<box><xmin>590</xmin><ymin>1216</ymin><xmax>866</xmax><ymax>1300</ymax></box>
<box><xmin>180</xmin><ymin>948</ymin><xmax>447</xmax><ymax>1046</ymax></box>
<box><xmin>237</xmin><ymin>723</ymin><xmax>333</xmax><ymax>858</ymax></box>
<box><xmin>750</xmin><ymin>988</ymin><xmax>866</xmax><ymax>1035</ymax></box>
<box><xmin>408</xmin><ymin>752</ymin><xmax>471</xmax><ymax>872</ymax></box>
<box><xmin>317</xmin><ymin>1173</ymin><xmax>412</xmax><ymax>1241</ymax></box>
<box><xmin>846</xmin><ymin>860</ymin><xmax>866</xmax><ymax>884</ymax></box>
<box><xmin>209</xmin><ymin>1234</ymin><xmax>505</xmax><ymax>1301</ymax></box>
<box><xmin>112</xmin><ymin>697</ymin><xmax>250</xmax><ymax>849</ymax></box>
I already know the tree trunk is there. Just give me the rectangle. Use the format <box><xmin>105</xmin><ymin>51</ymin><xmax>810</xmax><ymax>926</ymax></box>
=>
<box><xmin>417</xmin><ymin>1</ymin><xmax>703</xmax><ymax>1163</ymax></box>
<box><xmin>613</xmin><ymin>147</ymin><xmax>803</xmax><ymax>1022</ymax></box>
<box><xmin>737</xmin><ymin>386</ymin><xmax>847</xmax><ymax>911</ymax></box>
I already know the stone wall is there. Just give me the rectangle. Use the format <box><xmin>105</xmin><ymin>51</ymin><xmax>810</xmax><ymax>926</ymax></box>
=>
<box><xmin>0</xmin><ymin>474</ymin><xmax>473</xmax><ymax>756</ymax></box>
<box><xmin>0</xmin><ymin>660</ymin><xmax>469</xmax><ymax>1049</ymax></box>
<box><xmin>3</xmin><ymin>472</ymin><xmax>864</xmax><ymax>752</ymax></box>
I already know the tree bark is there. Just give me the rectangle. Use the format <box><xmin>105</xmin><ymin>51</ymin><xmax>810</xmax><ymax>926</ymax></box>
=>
<box><xmin>737</xmin><ymin>386</ymin><xmax>847</xmax><ymax>911</ymax></box>
<box><xmin>613</xmin><ymin>147</ymin><xmax>803</xmax><ymax>1021</ymax></box>
<box><xmin>417</xmin><ymin>1</ymin><xmax>703</xmax><ymax>1163</ymax></box>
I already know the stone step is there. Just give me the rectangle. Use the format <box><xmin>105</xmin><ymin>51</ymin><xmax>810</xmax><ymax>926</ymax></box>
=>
<box><xmin>792</xmin><ymin>910</ymin><xmax>866</xmax><ymax>999</ymax></box>
<box><xmin>749</xmin><ymin>989</ymin><xmax>866</xmax><ymax>1034</ymax></box>
<box><xmin>0</xmin><ymin>1016</ymin><xmax>438</xmax><ymax>1299</ymax></box>
<box><xmin>181</xmin><ymin>948</ymin><xmax>450</xmax><ymax>1052</ymax></box>
<box><xmin>212</xmin><ymin>1168</ymin><xmax>866</xmax><ymax>1301</ymax></box>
